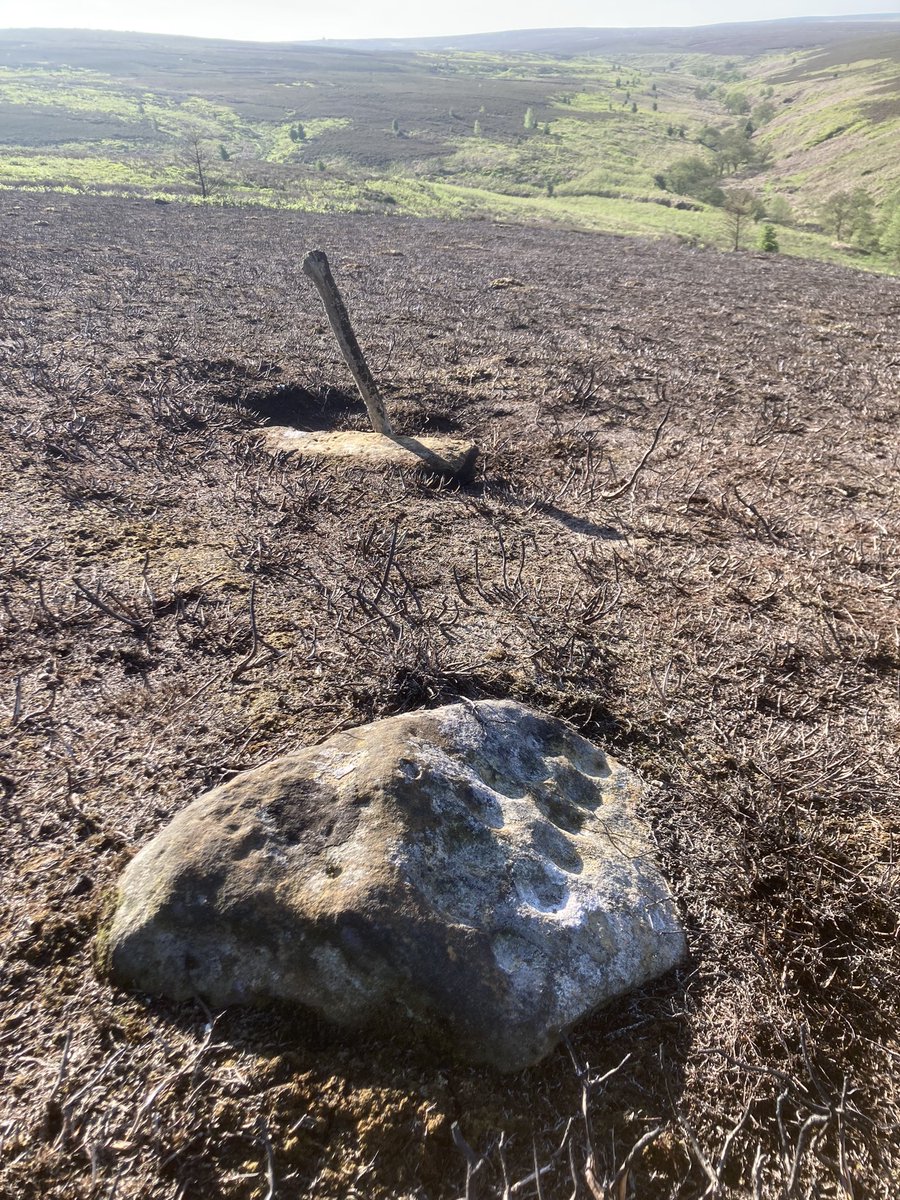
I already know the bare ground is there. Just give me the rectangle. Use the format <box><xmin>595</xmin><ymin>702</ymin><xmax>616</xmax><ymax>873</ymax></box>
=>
<box><xmin>0</xmin><ymin>191</ymin><xmax>898</xmax><ymax>1199</ymax></box>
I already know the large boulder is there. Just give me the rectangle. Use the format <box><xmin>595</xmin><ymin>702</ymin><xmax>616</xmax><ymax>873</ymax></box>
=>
<box><xmin>99</xmin><ymin>700</ymin><xmax>685</xmax><ymax>1070</ymax></box>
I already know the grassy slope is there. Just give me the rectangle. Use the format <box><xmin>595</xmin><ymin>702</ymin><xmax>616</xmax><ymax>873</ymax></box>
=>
<box><xmin>0</xmin><ymin>25</ymin><xmax>897</xmax><ymax>269</ymax></box>
<box><xmin>750</xmin><ymin>38</ymin><xmax>900</xmax><ymax>200</ymax></box>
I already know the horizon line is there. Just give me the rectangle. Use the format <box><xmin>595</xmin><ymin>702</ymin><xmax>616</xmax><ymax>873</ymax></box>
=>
<box><xmin>2</xmin><ymin>12</ymin><xmax>900</xmax><ymax>48</ymax></box>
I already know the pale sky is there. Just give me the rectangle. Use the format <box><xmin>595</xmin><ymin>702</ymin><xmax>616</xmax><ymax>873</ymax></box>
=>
<box><xmin>0</xmin><ymin>0</ymin><xmax>897</xmax><ymax>42</ymax></box>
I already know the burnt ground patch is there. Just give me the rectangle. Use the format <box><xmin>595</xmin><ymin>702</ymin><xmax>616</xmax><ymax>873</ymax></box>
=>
<box><xmin>0</xmin><ymin>191</ymin><xmax>898</xmax><ymax>1199</ymax></box>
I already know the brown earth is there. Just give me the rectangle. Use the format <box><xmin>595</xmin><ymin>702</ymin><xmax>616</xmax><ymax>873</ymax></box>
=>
<box><xmin>0</xmin><ymin>191</ymin><xmax>898</xmax><ymax>1198</ymax></box>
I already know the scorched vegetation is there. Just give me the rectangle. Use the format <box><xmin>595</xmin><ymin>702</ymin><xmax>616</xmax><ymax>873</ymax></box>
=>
<box><xmin>0</xmin><ymin>191</ymin><xmax>898</xmax><ymax>1198</ymax></box>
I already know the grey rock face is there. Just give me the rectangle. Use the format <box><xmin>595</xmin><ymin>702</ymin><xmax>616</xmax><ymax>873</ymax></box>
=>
<box><xmin>100</xmin><ymin>700</ymin><xmax>685</xmax><ymax>1070</ymax></box>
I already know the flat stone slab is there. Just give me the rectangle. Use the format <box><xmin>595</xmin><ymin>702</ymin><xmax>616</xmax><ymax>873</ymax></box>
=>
<box><xmin>99</xmin><ymin>700</ymin><xmax>685</xmax><ymax>1070</ymax></box>
<box><xmin>262</xmin><ymin>428</ymin><xmax>478</xmax><ymax>480</ymax></box>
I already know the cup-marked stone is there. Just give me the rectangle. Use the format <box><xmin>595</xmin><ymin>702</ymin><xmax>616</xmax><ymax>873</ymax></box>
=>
<box><xmin>99</xmin><ymin>700</ymin><xmax>686</xmax><ymax>1070</ymax></box>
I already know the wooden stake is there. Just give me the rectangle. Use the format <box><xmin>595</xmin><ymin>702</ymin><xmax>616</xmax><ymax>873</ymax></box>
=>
<box><xmin>302</xmin><ymin>250</ymin><xmax>394</xmax><ymax>436</ymax></box>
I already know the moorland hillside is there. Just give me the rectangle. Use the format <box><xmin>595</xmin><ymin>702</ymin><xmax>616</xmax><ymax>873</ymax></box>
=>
<box><xmin>1</xmin><ymin>188</ymin><xmax>898</xmax><ymax>1198</ymax></box>
<box><xmin>0</xmin><ymin>18</ymin><xmax>899</xmax><ymax>268</ymax></box>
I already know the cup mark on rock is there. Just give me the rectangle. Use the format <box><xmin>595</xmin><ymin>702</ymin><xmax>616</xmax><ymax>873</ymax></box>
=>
<box><xmin>538</xmin><ymin>792</ymin><xmax>587</xmax><ymax>834</ymax></box>
<box><xmin>531</xmin><ymin>820</ymin><xmax>583</xmax><ymax>874</ymax></box>
<box><xmin>514</xmin><ymin>859</ymin><xmax>570</xmax><ymax>913</ymax></box>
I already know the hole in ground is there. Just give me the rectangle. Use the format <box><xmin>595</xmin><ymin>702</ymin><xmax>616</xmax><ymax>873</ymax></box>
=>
<box><xmin>236</xmin><ymin>384</ymin><xmax>367</xmax><ymax>431</ymax></box>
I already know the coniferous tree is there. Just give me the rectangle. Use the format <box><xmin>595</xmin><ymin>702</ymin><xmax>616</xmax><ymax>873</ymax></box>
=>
<box><xmin>185</xmin><ymin>131</ymin><xmax>210</xmax><ymax>199</ymax></box>
<box><xmin>724</xmin><ymin>189</ymin><xmax>762</xmax><ymax>250</ymax></box>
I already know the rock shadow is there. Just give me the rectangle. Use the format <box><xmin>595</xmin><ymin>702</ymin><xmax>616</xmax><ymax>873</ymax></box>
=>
<box><xmin>141</xmin><ymin>961</ymin><xmax>694</xmax><ymax>1197</ymax></box>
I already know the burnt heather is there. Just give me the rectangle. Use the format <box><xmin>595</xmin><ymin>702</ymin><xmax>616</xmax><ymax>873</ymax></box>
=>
<box><xmin>0</xmin><ymin>192</ymin><xmax>898</xmax><ymax>1197</ymax></box>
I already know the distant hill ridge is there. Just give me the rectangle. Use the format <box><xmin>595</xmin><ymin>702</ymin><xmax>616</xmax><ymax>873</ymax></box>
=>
<box><xmin>1</xmin><ymin>15</ymin><xmax>900</xmax><ymax>59</ymax></box>
<box><xmin>298</xmin><ymin>15</ymin><xmax>900</xmax><ymax>56</ymax></box>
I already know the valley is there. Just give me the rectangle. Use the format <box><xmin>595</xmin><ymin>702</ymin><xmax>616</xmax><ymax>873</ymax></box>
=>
<box><xmin>0</xmin><ymin>18</ymin><xmax>899</xmax><ymax>268</ymax></box>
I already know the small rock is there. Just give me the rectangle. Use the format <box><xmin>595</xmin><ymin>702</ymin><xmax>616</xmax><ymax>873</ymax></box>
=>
<box><xmin>99</xmin><ymin>701</ymin><xmax>685</xmax><ymax>1070</ymax></box>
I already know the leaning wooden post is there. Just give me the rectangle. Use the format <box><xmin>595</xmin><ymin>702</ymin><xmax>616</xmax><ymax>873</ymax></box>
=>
<box><xmin>263</xmin><ymin>248</ymin><xmax>478</xmax><ymax>480</ymax></box>
<box><xmin>302</xmin><ymin>250</ymin><xmax>394</xmax><ymax>437</ymax></box>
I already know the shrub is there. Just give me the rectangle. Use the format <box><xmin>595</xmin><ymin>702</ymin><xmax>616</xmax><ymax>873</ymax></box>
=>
<box><xmin>724</xmin><ymin>90</ymin><xmax>751</xmax><ymax>115</ymax></box>
<box><xmin>661</xmin><ymin>155</ymin><xmax>725</xmax><ymax>206</ymax></box>
<box><xmin>759</xmin><ymin>223</ymin><xmax>779</xmax><ymax>252</ymax></box>
<box><xmin>766</xmin><ymin>194</ymin><xmax>793</xmax><ymax>226</ymax></box>
<box><xmin>820</xmin><ymin>188</ymin><xmax>874</xmax><ymax>244</ymax></box>
<box><xmin>880</xmin><ymin>200</ymin><xmax>900</xmax><ymax>260</ymax></box>
<box><xmin>752</xmin><ymin>102</ymin><xmax>776</xmax><ymax>125</ymax></box>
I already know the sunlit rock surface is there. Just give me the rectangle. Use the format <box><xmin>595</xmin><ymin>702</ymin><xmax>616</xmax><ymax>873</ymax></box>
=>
<box><xmin>101</xmin><ymin>700</ymin><xmax>685</xmax><ymax>1070</ymax></box>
